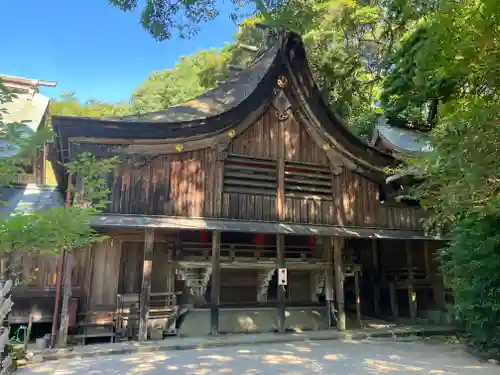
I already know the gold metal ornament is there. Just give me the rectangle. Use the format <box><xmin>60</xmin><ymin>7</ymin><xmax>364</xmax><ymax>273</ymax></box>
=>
<box><xmin>227</xmin><ymin>129</ymin><xmax>236</xmax><ymax>138</ymax></box>
<box><xmin>323</xmin><ymin>143</ymin><xmax>331</xmax><ymax>151</ymax></box>
<box><xmin>277</xmin><ymin>76</ymin><xmax>289</xmax><ymax>88</ymax></box>
<box><xmin>175</xmin><ymin>144</ymin><xmax>184</xmax><ymax>152</ymax></box>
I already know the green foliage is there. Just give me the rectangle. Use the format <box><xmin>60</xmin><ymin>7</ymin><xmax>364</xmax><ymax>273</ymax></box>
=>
<box><xmin>404</xmin><ymin>0</ymin><xmax>500</xmax><ymax>351</ymax></box>
<box><xmin>0</xmin><ymin>79</ymin><xmax>120</xmax><ymax>279</ymax></box>
<box><xmin>66</xmin><ymin>152</ymin><xmax>121</xmax><ymax>211</ymax></box>
<box><xmin>108</xmin><ymin>0</ymin><xmax>286</xmax><ymax>41</ymax></box>
<box><xmin>132</xmin><ymin>48</ymin><xmax>233</xmax><ymax>112</ymax></box>
<box><xmin>439</xmin><ymin>214</ymin><xmax>500</xmax><ymax>349</ymax></box>
<box><xmin>51</xmin><ymin>93</ymin><xmax>134</xmax><ymax>119</ymax></box>
<box><xmin>0</xmin><ymin>208</ymin><xmax>100</xmax><ymax>255</ymax></box>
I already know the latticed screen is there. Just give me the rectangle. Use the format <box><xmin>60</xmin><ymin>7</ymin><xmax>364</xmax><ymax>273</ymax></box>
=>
<box><xmin>223</xmin><ymin>154</ymin><xmax>277</xmax><ymax>195</ymax></box>
<box><xmin>284</xmin><ymin>161</ymin><xmax>333</xmax><ymax>200</ymax></box>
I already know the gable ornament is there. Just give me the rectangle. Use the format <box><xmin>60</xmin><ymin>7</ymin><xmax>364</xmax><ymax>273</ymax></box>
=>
<box><xmin>272</xmin><ymin>88</ymin><xmax>292</xmax><ymax>121</ymax></box>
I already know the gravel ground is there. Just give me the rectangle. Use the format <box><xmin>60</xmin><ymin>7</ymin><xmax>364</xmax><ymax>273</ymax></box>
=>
<box><xmin>17</xmin><ymin>338</ymin><xmax>497</xmax><ymax>375</ymax></box>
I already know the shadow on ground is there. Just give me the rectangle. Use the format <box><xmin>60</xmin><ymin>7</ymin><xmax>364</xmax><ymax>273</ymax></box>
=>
<box><xmin>18</xmin><ymin>338</ymin><xmax>497</xmax><ymax>375</ymax></box>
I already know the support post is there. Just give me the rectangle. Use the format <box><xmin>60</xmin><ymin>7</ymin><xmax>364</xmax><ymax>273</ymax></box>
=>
<box><xmin>425</xmin><ymin>241</ymin><xmax>446</xmax><ymax>310</ymax></box>
<box><xmin>210</xmin><ymin>231</ymin><xmax>221</xmax><ymax>335</ymax></box>
<box><xmin>372</xmin><ymin>239</ymin><xmax>381</xmax><ymax>315</ymax></box>
<box><xmin>324</xmin><ymin>237</ymin><xmax>334</xmax><ymax>328</ymax></box>
<box><xmin>138</xmin><ymin>228</ymin><xmax>154</xmax><ymax>341</ymax></box>
<box><xmin>405</xmin><ymin>240</ymin><xmax>417</xmax><ymax>323</ymax></box>
<box><xmin>333</xmin><ymin>238</ymin><xmax>346</xmax><ymax>331</ymax></box>
<box><xmin>389</xmin><ymin>283</ymin><xmax>399</xmax><ymax>318</ymax></box>
<box><xmin>57</xmin><ymin>252</ymin><xmax>74</xmax><ymax>347</ymax></box>
<box><xmin>276</xmin><ymin>234</ymin><xmax>285</xmax><ymax>333</ymax></box>
<box><xmin>354</xmin><ymin>270</ymin><xmax>362</xmax><ymax>327</ymax></box>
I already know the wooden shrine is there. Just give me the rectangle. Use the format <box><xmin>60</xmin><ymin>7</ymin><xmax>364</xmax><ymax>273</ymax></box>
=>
<box><xmin>11</xmin><ymin>30</ymin><xmax>448</xmax><ymax>343</ymax></box>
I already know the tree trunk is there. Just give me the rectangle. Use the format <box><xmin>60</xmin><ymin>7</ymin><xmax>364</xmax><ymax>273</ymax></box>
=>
<box><xmin>57</xmin><ymin>252</ymin><xmax>73</xmax><ymax>347</ymax></box>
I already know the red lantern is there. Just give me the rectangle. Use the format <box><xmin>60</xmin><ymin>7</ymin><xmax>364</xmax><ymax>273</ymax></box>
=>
<box><xmin>256</xmin><ymin>234</ymin><xmax>265</xmax><ymax>246</ymax></box>
<box><xmin>308</xmin><ymin>236</ymin><xmax>316</xmax><ymax>256</ymax></box>
<box><xmin>200</xmin><ymin>230</ymin><xmax>209</xmax><ymax>242</ymax></box>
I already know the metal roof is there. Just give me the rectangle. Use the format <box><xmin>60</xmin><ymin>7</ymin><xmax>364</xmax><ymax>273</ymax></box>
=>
<box><xmin>0</xmin><ymin>184</ymin><xmax>64</xmax><ymax>217</ymax></box>
<box><xmin>0</xmin><ymin>92</ymin><xmax>50</xmax><ymax>133</ymax></box>
<box><xmin>0</xmin><ymin>90</ymin><xmax>50</xmax><ymax>158</ymax></box>
<box><xmin>375</xmin><ymin>117</ymin><xmax>433</xmax><ymax>156</ymax></box>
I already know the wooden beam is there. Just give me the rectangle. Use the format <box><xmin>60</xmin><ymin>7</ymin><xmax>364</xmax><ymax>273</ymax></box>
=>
<box><xmin>92</xmin><ymin>214</ymin><xmax>443</xmax><ymax>240</ymax></box>
<box><xmin>276</xmin><ymin>234</ymin><xmax>286</xmax><ymax>333</ymax></box>
<box><xmin>138</xmin><ymin>228</ymin><xmax>154</xmax><ymax>341</ymax></box>
<box><xmin>210</xmin><ymin>232</ymin><xmax>221</xmax><ymax>335</ymax></box>
<box><xmin>333</xmin><ymin>238</ymin><xmax>346</xmax><ymax>331</ymax></box>
<box><xmin>237</xmin><ymin>43</ymin><xmax>259</xmax><ymax>52</ymax></box>
<box><xmin>324</xmin><ymin>237</ymin><xmax>334</xmax><ymax>328</ymax></box>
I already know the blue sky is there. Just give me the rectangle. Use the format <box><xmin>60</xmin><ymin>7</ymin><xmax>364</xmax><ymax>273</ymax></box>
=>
<box><xmin>0</xmin><ymin>0</ymin><xmax>243</xmax><ymax>103</ymax></box>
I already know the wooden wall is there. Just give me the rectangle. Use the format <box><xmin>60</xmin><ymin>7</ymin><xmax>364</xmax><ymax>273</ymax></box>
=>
<box><xmin>84</xmin><ymin>239</ymin><xmax>122</xmax><ymax>309</ymax></box>
<box><xmin>117</xmin><ymin>241</ymin><xmax>173</xmax><ymax>295</ymax></box>
<box><xmin>106</xmin><ymin>149</ymin><xmax>216</xmax><ymax>217</ymax></box>
<box><xmin>12</xmin><ymin>247</ymin><xmax>88</xmax><ymax>291</ymax></box>
<box><xmin>221</xmin><ymin>109</ymin><xmax>423</xmax><ymax>230</ymax></box>
<box><xmin>101</xmin><ymin>105</ymin><xmax>422</xmax><ymax>230</ymax></box>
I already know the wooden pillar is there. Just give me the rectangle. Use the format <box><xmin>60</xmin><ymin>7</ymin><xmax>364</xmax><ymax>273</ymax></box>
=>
<box><xmin>405</xmin><ymin>240</ymin><xmax>417</xmax><ymax>323</ymax></box>
<box><xmin>210</xmin><ymin>232</ymin><xmax>221</xmax><ymax>335</ymax></box>
<box><xmin>425</xmin><ymin>241</ymin><xmax>446</xmax><ymax>309</ymax></box>
<box><xmin>138</xmin><ymin>228</ymin><xmax>154</xmax><ymax>341</ymax></box>
<box><xmin>372</xmin><ymin>239</ymin><xmax>381</xmax><ymax>315</ymax></box>
<box><xmin>389</xmin><ymin>283</ymin><xmax>399</xmax><ymax>318</ymax></box>
<box><xmin>324</xmin><ymin>237</ymin><xmax>334</xmax><ymax>327</ymax></box>
<box><xmin>333</xmin><ymin>238</ymin><xmax>346</xmax><ymax>331</ymax></box>
<box><xmin>276</xmin><ymin>234</ymin><xmax>285</xmax><ymax>333</ymax></box>
<box><xmin>354</xmin><ymin>270</ymin><xmax>361</xmax><ymax>327</ymax></box>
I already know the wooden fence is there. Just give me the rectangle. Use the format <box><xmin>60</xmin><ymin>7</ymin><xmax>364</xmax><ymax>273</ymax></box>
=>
<box><xmin>0</xmin><ymin>280</ymin><xmax>13</xmax><ymax>375</ymax></box>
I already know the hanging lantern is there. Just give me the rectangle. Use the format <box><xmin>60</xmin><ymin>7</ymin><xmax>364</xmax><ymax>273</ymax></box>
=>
<box><xmin>307</xmin><ymin>236</ymin><xmax>316</xmax><ymax>256</ymax></box>
<box><xmin>200</xmin><ymin>230</ymin><xmax>209</xmax><ymax>242</ymax></box>
<box><xmin>256</xmin><ymin>234</ymin><xmax>265</xmax><ymax>246</ymax></box>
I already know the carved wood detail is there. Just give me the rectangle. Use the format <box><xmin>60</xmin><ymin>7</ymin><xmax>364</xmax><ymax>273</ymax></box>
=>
<box><xmin>272</xmin><ymin>89</ymin><xmax>292</xmax><ymax>121</ymax></box>
<box><xmin>257</xmin><ymin>268</ymin><xmax>275</xmax><ymax>303</ymax></box>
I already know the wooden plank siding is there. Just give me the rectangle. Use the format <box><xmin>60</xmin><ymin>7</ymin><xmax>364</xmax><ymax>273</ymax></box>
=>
<box><xmin>221</xmin><ymin>110</ymin><xmax>423</xmax><ymax>230</ymax></box>
<box><xmin>100</xmin><ymin>106</ymin><xmax>423</xmax><ymax>231</ymax></box>
<box><xmin>10</xmin><ymin>247</ymin><xmax>87</xmax><ymax>291</ymax></box>
<box><xmin>106</xmin><ymin>148</ymin><xmax>215</xmax><ymax>217</ymax></box>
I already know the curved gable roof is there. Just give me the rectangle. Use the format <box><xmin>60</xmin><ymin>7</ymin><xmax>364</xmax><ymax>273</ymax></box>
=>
<box><xmin>52</xmin><ymin>30</ymin><xmax>398</xmax><ymax>178</ymax></box>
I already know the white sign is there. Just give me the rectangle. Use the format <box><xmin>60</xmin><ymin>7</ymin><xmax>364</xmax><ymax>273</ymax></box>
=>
<box><xmin>278</xmin><ymin>268</ymin><xmax>287</xmax><ymax>286</ymax></box>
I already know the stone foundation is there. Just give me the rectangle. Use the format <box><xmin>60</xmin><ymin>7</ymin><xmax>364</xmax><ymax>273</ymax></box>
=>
<box><xmin>177</xmin><ymin>306</ymin><xmax>327</xmax><ymax>337</ymax></box>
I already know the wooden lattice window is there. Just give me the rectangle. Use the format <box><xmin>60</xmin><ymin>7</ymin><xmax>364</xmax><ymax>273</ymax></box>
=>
<box><xmin>223</xmin><ymin>154</ymin><xmax>277</xmax><ymax>195</ymax></box>
<box><xmin>284</xmin><ymin>161</ymin><xmax>332</xmax><ymax>200</ymax></box>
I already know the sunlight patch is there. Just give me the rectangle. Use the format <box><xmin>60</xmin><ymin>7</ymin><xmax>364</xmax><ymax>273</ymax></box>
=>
<box><xmin>294</xmin><ymin>346</ymin><xmax>312</xmax><ymax>352</ymax></box>
<box><xmin>324</xmin><ymin>354</ymin><xmax>344</xmax><ymax>360</ymax></box>
<box><xmin>263</xmin><ymin>354</ymin><xmax>304</xmax><ymax>365</ymax></box>
<box><xmin>198</xmin><ymin>355</ymin><xmax>233</xmax><ymax>362</ymax></box>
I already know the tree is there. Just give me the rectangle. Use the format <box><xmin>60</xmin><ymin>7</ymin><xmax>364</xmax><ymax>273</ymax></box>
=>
<box><xmin>394</xmin><ymin>0</ymin><xmax>500</xmax><ymax>351</ymax></box>
<box><xmin>51</xmin><ymin>94</ymin><xmax>134</xmax><ymax>118</ymax></box>
<box><xmin>108</xmin><ymin>0</ymin><xmax>286</xmax><ymax>41</ymax></box>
